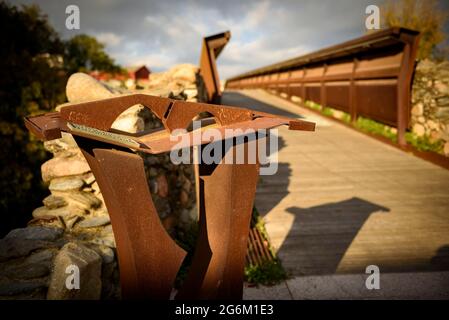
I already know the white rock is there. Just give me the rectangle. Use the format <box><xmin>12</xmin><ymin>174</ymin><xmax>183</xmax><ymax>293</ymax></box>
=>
<box><xmin>111</xmin><ymin>115</ymin><xmax>144</xmax><ymax>133</ymax></box>
<box><xmin>41</xmin><ymin>153</ymin><xmax>90</xmax><ymax>182</ymax></box>
<box><xmin>427</xmin><ymin>119</ymin><xmax>438</xmax><ymax>130</ymax></box>
<box><xmin>444</xmin><ymin>142</ymin><xmax>449</xmax><ymax>156</ymax></box>
<box><xmin>77</xmin><ymin>215</ymin><xmax>110</xmax><ymax>228</ymax></box>
<box><xmin>66</xmin><ymin>73</ymin><xmax>116</xmax><ymax>103</ymax></box>
<box><xmin>32</xmin><ymin>205</ymin><xmax>85</xmax><ymax>219</ymax></box>
<box><xmin>413</xmin><ymin>123</ymin><xmax>425</xmax><ymax>137</ymax></box>
<box><xmin>49</xmin><ymin>177</ymin><xmax>84</xmax><ymax>192</ymax></box>
<box><xmin>47</xmin><ymin>242</ymin><xmax>102</xmax><ymax>300</ymax></box>
<box><xmin>411</xmin><ymin>103</ymin><xmax>424</xmax><ymax>116</ymax></box>
<box><xmin>183</xmin><ymin>88</ymin><xmax>198</xmax><ymax>99</ymax></box>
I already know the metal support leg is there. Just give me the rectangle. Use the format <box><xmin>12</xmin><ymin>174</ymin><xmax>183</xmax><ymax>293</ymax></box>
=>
<box><xmin>177</xmin><ymin>141</ymin><xmax>260</xmax><ymax>299</ymax></box>
<box><xmin>75</xmin><ymin>136</ymin><xmax>186</xmax><ymax>299</ymax></box>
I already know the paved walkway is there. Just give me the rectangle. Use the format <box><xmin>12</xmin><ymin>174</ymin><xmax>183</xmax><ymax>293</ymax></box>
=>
<box><xmin>222</xmin><ymin>89</ymin><xmax>449</xmax><ymax>299</ymax></box>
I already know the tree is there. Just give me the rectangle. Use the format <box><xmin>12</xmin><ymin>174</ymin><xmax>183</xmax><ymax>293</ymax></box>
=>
<box><xmin>0</xmin><ymin>2</ymin><xmax>67</xmax><ymax>236</ymax></box>
<box><xmin>381</xmin><ymin>0</ymin><xmax>449</xmax><ymax>60</ymax></box>
<box><xmin>64</xmin><ymin>34</ymin><xmax>123</xmax><ymax>74</ymax></box>
<box><xmin>0</xmin><ymin>3</ymin><xmax>124</xmax><ymax>236</ymax></box>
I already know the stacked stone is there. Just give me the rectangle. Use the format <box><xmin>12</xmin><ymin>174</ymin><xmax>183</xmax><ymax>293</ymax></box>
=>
<box><xmin>411</xmin><ymin>59</ymin><xmax>449</xmax><ymax>156</ymax></box>
<box><xmin>0</xmin><ymin>64</ymin><xmax>203</xmax><ymax>300</ymax></box>
<box><xmin>142</xmin><ymin>63</ymin><xmax>202</xmax><ymax>103</ymax></box>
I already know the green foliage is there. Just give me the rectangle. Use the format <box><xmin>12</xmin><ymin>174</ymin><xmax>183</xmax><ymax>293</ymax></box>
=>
<box><xmin>64</xmin><ymin>34</ymin><xmax>123</xmax><ymax>75</ymax></box>
<box><xmin>382</xmin><ymin>0</ymin><xmax>449</xmax><ymax>59</ymax></box>
<box><xmin>0</xmin><ymin>3</ymin><xmax>124</xmax><ymax>236</ymax></box>
<box><xmin>0</xmin><ymin>2</ymin><xmax>66</xmax><ymax>236</ymax></box>
<box><xmin>247</xmin><ymin>207</ymin><xmax>288</xmax><ymax>286</ymax></box>
<box><xmin>340</xmin><ymin>112</ymin><xmax>351</xmax><ymax>123</ymax></box>
<box><xmin>302</xmin><ymin>99</ymin><xmax>446</xmax><ymax>156</ymax></box>
<box><xmin>305</xmin><ymin>100</ymin><xmax>321</xmax><ymax>111</ymax></box>
<box><xmin>244</xmin><ymin>259</ymin><xmax>287</xmax><ymax>286</ymax></box>
<box><xmin>173</xmin><ymin>207</ymin><xmax>288</xmax><ymax>288</ymax></box>
<box><xmin>322</xmin><ymin>107</ymin><xmax>334</xmax><ymax>117</ymax></box>
<box><xmin>355</xmin><ymin>117</ymin><xmax>398</xmax><ymax>142</ymax></box>
<box><xmin>405</xmin><ymin>132</ymin><xmax>445</xmax><ymax>153</ymax></box>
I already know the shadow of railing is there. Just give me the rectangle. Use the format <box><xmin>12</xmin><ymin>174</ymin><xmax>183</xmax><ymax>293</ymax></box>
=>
<box><xmin>283</xmin><ymin>198</ymin><xmax>389</xmax><ymax>275</ymax></box>
<box><xmin>222</xmin><ymin>90</ymin><xmax>449</xmax><ymax>277</ymax></box>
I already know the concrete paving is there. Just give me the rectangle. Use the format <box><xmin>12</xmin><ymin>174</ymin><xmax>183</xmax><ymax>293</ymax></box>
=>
<box><xmin>244</xmin><ymin>271</ymin><xmax>449</xmax><ymax>300</ymax></box>
<box><xmin>222</xmin><ymin>89</ymin><xmax>449</xmax><ymax>299</ymax></box>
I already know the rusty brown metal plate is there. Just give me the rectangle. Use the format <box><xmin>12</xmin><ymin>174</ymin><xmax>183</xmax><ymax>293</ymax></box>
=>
<box><xmin>199</xmin><ymin>31</ymin><xmax>231</xmax><ymax>103</ymax></box>
<box><xmin>25</xmin><ymin>93</ymin><xmax>314</xmax><ymax>300</ymax></box>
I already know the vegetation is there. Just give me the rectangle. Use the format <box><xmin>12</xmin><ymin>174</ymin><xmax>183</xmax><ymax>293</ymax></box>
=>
<box><xmin>244</xmin><ymin>259</ymin><xmax>287</xmax><ymax>286</ymax></box>
<box><xmin>244</xmin><ymin>207</ymin><xmax>288</xmax><ymax>286</ymax></box>
<box><xmin>355</xmin><ymin>117</ymin><xmax>398</xmax><ymax>143</ymax></box>
<box><xmin>381</xmin><ymin>0</ymin><xmax>449</xmax><ymax>59</ymax></box>
<box><xmin>174</xmin><ymin>207</ymin><xmax>288</xmax><ymax>288</ymax></box>
<box><xmin>64</xmin><ymin>34</ymin><xmax>123</xmax><ymax>75</ymax></box>
<box><xmin>0</xmin><ymin>2</ymin><xmax>122</xmax><ymax>236</ymax></box>
<box><xmin>302</xmin><ymin>100</ymin><xmax>446</xmax><ymax>155</ymax></box>
<box><xmin>405</xmin><ymin>132</ymin><xmax>445</xmax><ymax>153</ymax></box>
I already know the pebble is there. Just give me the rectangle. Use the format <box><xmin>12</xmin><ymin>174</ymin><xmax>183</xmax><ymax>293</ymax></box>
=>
<box><xmin>49</xmin><ymin>177</ymin><xmax>84</xmax><ymax>192</ymax></box>
<box><xmin>43</xmin><ymin>195</ymin><xmax>67</xmax><ymax>209</ymax></box>
<box><xmin>77</xmin><ymin>215</ymin><xmax>111</xmax><ymax>228</ymax></box>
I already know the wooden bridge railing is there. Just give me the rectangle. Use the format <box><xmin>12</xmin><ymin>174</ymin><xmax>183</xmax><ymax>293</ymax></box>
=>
<box><xmin>226</xmin><ymin>28</ymin><xmax>420</xmax><ymax>146</ymax></box>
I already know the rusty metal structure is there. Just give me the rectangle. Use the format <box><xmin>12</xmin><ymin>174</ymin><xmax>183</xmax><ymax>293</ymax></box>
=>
<box><xmin>226</xmin><ymin>28</ymin><xmax>420</xmax><ymax>146</ymax></box>
<box><xmin>25</xmin><ymin>94</ymin><xmax>315</xmax><ymax>299</ymax></box>
<box><xmin>199</xmin><ymin>31</ymin><xmax>231</xmax><ymax>104</ymax></box>
<box><xmin>246</xmin><ymin>213</ymin><xmax>275</xmax><ymax>267</ymax></box>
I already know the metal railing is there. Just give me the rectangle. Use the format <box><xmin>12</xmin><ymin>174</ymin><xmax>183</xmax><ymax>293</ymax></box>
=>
<box><xmin>226</xmin><ymin>28</ymin><xmax>420</xmax><ymax>146</ymax></box>
<box><xmin>199</xmin><ymin>31</ymin><xmax>231</xmax><ymax>103</ymax></box>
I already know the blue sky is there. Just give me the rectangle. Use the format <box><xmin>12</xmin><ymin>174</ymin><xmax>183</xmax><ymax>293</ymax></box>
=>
<box><xmin>10</xmin><ymin>0</ymin><xmax>449</xmax><ymax>79</ymax></box>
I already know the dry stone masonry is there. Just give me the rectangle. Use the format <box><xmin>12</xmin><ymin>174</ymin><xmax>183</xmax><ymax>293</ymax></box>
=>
<box><xmin>0</xmin><ymin>64</ymin><xmax>204</xmax><ymax>300</ymax></box>
<box><xmin>411</xmin><ymin>59</ymin><xmax>449</xmax><ymax>156</ymax></box>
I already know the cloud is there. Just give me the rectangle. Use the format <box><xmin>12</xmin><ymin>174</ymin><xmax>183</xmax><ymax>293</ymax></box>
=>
<box><xmin>94</xmin><ymin>32</ymin><xmax>122</xmax><ymax>47</ymax></box>
<box><xmin>11</xmin><ymin>0</ymin><xmax>392</xmax><ymax>78</ymax></box>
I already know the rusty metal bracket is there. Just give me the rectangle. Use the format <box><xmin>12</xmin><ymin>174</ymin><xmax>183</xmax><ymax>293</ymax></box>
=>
<box><xmin>199</xmin><ymin>31</ymin><xmax>231</xmax><ymax>104</ymax></box>
<box><xmin>25</xmin><ymin>94</ymin><xmax>314</xmax><ymax>299</ymax></box>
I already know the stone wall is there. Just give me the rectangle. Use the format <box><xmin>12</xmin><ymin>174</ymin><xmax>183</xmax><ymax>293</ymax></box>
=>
<box><xmin>411</xmin><ymin>59</ymin><xmax>449</xmax><ymax>156</ymax></box>
<box><xmin>0</xmin><ymin>64</ymin><xmax>203</xmax><ymax>299</ymax></box>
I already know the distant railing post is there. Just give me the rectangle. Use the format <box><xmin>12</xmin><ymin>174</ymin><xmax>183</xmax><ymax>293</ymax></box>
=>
<box><xmin>199</xmin><ymin>31</ymin><xmax>231</xmax><ymax>104</ymax></box>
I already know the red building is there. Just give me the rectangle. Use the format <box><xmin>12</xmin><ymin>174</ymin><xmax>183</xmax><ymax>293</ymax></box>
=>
<box><xmin>127</xmin><ymin>65</ymin><xmax>151</xmax><ymax>81</ymax></box>
<box><xmin>89</xmin><ymin>65</ymin><xmax>151</xmax><ymax>83</ymax></box>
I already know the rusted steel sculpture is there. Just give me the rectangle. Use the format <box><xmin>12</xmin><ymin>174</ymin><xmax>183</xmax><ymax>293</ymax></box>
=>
<box><xmin>199</xmin><ymin>31</ymin><xmax>231</xmax><ymax>104</ymax></box>
<box><xmin>25</xmin><ymin>94</ymin><xmax>315</xmax><ymax>299</ymax></box>
<box><xmin>226</xmin><ymin>27</ymin><xmax>420</xmax><ymax>146</ymax></box>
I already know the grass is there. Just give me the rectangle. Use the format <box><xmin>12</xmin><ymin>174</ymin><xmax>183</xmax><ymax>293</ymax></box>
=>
<box><xmin>244</xmin><ymin>259</ymin><xmax>287</xmax><ymax>286</ymax></box>
<box><xmin>405</xmin><ymin>132</ymin><xmax>445</xmax><ymax>153</ymax></box>
<box><xmin>322</xmin><ymin>106</ymin><xmax>335</xmax><ymax>117</ymax></box>
<box><xmin>355</xmin><ymin>116</ymin><xmax>398</xmax><ymax>143</ymax></box>
<box><xmin>174</xmin><ymin>207</ymin><xmax>288</xmax><ymax>288</ymax></box>
<box><xmin>301</xmin><ymin>100</ymin><xmax>446</xmax><ymax>156</ymax></box>
<box><xmin>245</xmin><ymin>207</ymin><xmax>288</xmax><ymax>286</ymax></box>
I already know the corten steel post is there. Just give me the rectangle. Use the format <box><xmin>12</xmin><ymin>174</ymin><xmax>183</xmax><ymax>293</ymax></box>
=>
<box><xmin>25</xmin><ymin>94</ymin><xmax>315</xmax><ymax>299</ymax></box>
<box><xmin>396</xmin><ymin>31</ymin><xmax>420</xmax><ymax>147</ymax></box>
<box><xmin>199</xmin><ymin>31</ymin><xmax>231</xmax><ymax>104</ymax></box>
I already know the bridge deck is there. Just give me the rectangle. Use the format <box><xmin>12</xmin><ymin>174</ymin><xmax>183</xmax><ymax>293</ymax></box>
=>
<box><xmin>222</xmin><ymin>89</ymin><xmax>449</xmax><ymax>278</ymax></box>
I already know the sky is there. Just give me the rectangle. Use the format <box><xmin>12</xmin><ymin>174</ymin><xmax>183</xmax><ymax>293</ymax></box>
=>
<box><xmin>9</xmin><ymin>0</ymin><xmax>449</xmax><ymax>80</ymax></box>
